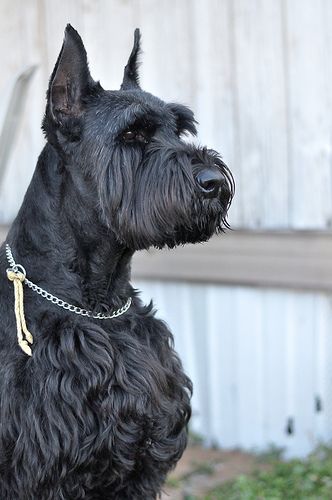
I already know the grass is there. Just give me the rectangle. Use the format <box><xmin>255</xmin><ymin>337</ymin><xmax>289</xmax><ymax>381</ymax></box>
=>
<box><xmin>204</xmin><ymin>445</ymin><xmax>332</xmax><ymax>500</ymax></box>
<box><xmin>165</xmin><ymin>460</ymin><xmax>214</xmax><ymax>490</ymax></box>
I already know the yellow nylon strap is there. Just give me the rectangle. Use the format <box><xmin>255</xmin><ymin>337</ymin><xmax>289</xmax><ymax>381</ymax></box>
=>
<box><xmin>7</xmin><ymin>270</ymin><xmax>33</xmax><ymax>356</ymax></box>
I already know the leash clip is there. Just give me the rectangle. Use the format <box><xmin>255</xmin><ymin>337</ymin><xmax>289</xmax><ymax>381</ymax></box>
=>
<box><xmin>9</xmin><ymin>264</ymin><xmax>26</xmax><ymax>279</ymax></box>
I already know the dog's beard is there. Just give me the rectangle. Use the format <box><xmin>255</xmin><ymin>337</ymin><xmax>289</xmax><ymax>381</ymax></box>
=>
<box><xmin>97</xmin><ymin>143</ymin><xmax>233</xmax><ymax>250</ymax></box>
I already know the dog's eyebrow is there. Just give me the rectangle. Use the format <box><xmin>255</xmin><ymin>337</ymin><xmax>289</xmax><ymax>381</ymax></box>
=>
<box><xmin>167</xmin><ymin>103</ymin><xmax>197</xmax><ymax>136</ymax></box>
<box><xmin>116</xmin><ymin>104</ymin><xmax>160</xmax><ymax>131</ymax></box>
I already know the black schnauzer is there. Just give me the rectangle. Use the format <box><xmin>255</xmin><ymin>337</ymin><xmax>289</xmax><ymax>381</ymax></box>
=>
<box><xmin>0</xmin><ymin>25</ymin><xmax>233</xmax><ymax>499</ymax></box>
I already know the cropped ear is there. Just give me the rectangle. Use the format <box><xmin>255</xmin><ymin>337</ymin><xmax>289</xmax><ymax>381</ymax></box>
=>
<box><xmin>48</xmin><ymin>24</ymin><xmax>94</xmax><ymax>123</ymax></box>
<box><xmin>121</xmin><ymin>29</ymin><xmax>141</xmax><ymax>90</ymax></box>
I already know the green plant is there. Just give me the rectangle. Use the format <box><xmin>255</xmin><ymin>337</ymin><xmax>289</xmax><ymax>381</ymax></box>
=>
<box><xmin>255</xmin><ymin>444</ymin><xmax>285</xmax><ymax>463</ymax></box>
<box><xmin>205</xmin><ymin>445</ymin><xmax>332</xmax><ymax>500</ymax></box>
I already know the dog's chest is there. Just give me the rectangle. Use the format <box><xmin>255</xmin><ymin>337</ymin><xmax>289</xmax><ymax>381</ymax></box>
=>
<box><xmin>36</xmin><ymin>316</ymin><xmax>167</xmax><ymax>446</ymax></box>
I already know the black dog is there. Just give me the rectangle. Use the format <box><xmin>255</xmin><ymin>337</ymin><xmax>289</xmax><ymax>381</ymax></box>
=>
<box><xmin>0</xmin><ymin>25</ymin><xmax>233</xmax><ymax>499</ymax></box>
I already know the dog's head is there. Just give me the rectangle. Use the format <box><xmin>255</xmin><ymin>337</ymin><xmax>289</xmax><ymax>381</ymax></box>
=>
<box><xmin>43</xmin><ymin>25</ymin><xmax>234</xmax><ymax>250</ymax></box>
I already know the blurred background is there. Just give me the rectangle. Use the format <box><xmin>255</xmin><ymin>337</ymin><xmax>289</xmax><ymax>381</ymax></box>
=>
<box><xmin>1</xmin><ymin>0</ymin><xmax>332</xmax><ymax>497</ymax></box>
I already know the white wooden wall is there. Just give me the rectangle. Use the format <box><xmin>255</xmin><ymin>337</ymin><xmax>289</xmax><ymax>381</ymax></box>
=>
<box><xmin>1</xmin><ymin>1</ymin><xmax>332</xmax><ymax>457</ymax></box>
<box><xmin>1</xmin><ymin>0</ymin><xmax>332</xmax><ymax>229</ymax></box>
<box><xmin>137</xmin><ymin>281</ymin><xmax>332</xmax><ymax>458</ymax></box>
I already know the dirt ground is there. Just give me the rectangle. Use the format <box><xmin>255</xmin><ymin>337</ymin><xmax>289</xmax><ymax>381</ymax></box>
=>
<box><xmin>161</xmin><ymin>445</ymin><xmax>266</xmax><ymax>500</ymax></box>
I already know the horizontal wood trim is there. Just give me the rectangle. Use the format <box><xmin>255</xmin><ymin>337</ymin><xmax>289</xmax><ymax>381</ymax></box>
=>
<box><xmin>1</xmin><ymin>226</ymin><xmax>332</xmax><ymax>291</ymax></box>
<box><xmin>132</xmin><ymin>231</ymin><xmax>332</xmax><ymax>292</ymax></box>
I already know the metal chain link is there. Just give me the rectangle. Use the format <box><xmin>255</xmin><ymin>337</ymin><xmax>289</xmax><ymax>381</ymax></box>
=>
<box><xmin>5</xmin><ymin>244</ymin><xmax>132</xmax><ymax>320</ymax></box>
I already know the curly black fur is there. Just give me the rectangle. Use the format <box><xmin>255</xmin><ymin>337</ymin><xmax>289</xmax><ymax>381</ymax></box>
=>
<box><xmin>0</xmin><ymin>25</ymin><xmax>233</xmax><ymax>499</ymax></box>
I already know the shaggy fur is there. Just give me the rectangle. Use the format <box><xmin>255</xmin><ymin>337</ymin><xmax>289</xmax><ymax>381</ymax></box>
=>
<box><xmin>0</xmin><ymin>26</ymin><xmax>233</xmax><ymax>499</ymax></box>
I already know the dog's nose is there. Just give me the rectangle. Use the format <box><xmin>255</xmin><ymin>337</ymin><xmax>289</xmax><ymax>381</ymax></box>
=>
<box><xmin>195</xmin><ymin>167</ymin><xmax>225</xmax><ymax>198</ymax></box>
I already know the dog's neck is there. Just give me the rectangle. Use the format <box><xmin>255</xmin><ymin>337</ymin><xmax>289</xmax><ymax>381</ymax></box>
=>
<box><xmin>6</xmin><ymin>143</ymin><xmax>134</xmax><ymax>313</ymax></box>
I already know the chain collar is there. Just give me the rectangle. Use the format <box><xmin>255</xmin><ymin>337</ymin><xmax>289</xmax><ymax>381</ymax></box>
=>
<box><xmin>5</xmin><ymin>244</ymin><xmax>132</xmax><ymax>320</ymax></box>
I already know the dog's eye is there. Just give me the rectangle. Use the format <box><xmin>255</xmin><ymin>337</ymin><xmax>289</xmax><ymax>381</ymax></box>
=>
<box><xmin>123</xmin><ymin>130</ymin><xmax>136</xmax><ymax>141</ymax></box>
<box><xmin>122</xmin><ymin>128</ymin><xmax>150</xmax><ymax>144</ymax></box>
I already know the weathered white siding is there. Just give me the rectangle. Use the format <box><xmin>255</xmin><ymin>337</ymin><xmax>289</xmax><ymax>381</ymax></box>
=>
<box><xmin>1</xmin><ymin>0</ymin><xmax>332</xmax><ymax>228</ymax></box>
<box><xmin>136</xmin><ymin>281</ymin><xmax>332</xmax><ymax>457</ymax></box>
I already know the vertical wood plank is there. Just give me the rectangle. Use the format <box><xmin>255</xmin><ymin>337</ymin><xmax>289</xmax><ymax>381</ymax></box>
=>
<box><xmin>206</xmin><ymin>286</ymin><xmax>239</xmax><ymax>447</ymax></box>
<box><xmin>283</xmin><ymin>0</ymin><xmax>332</xmax><ymax>228</ymax></box>
<box><xmin>136</xmin><ymin>0</ymin><xmax>194</xmax><ymax>103</ymax></box>
<box><xmin>0</xmin><ymin>0</ymin><xmax>43</xmax><ymax>222</ymax></box>
<box><xmin>191</xmin><ymin>0</ymin><xmax>240</xmax><ymax>225</ymax></box>
<box><xmin>233</xmin><ymin>287</ymin><xmax>265</xmax><ymax>449</ymax></box>
<box><xmin>314</xmin><ymin>295</ymin><xmax>332</xmax><ymax>443</ymax></box>
<box><xmin>261</xmin><ymin>290</ymin><xmax>289</xmax><ymax>450</ymax></box>
<box><xmin>80</xmin><ymin>0</ymin><xmax>139</xmax><ymax>90</ymax></box>
<box><xmin>285</xmin><ymin>292</ymin><xmax>316</xmax><ymax>458</ymax></box>
<box><xmin>232</xmin><ymin>0</ymin><xmax>289</xmax><ymax>228</ymax></box>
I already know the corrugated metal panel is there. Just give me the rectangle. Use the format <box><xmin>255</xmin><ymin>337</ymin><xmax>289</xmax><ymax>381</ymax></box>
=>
<box><xmin>136</xmin><ymin>280</ymin><xmax>332</xmax><ymax>457</ymax></box>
